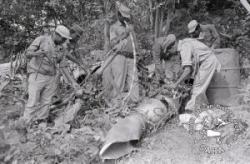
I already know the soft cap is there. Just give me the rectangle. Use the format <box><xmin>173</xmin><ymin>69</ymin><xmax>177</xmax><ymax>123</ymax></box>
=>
<box><xmin>55</xmin><ymin>25</ymin><xmax>72</xmax><ymax>39</ymax></box>
<box><xmin>187</xmin><ymin>20</ymin><xmax>198</xmax><ymax>34</ymax></box>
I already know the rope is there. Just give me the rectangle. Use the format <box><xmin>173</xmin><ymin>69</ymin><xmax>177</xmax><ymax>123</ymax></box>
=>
<box><xmin>220</xmin><ymin>65</ymin><xmax>250</xmax><ymax>70</ymax></box>
<box><xmin>122</xmin><ymin>22</ymin><xmax>137</xmax><ymax>105</ymax></box>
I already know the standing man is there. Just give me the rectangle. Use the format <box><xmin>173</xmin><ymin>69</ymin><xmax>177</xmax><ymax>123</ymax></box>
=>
<box><xmin>187</xmin><ymin>20</ymin><xmax>221</xmax><ymax>49</ymax></box>
<box><xmin>22</xmin><ymin>25</ymin><xmax>71</xmax><ymax>124</ymax></box>
<box><xmin>170</xmin><ymin>38</ymin><xmax>221</xmax><ymax>112</ymax></box>
<box><xmin>59</xmin><ymin>24</ymin><xmax>87</xmax><ymax>88</ymax></box>
<box><xmin>152</xmin><ymin>34</ymin><xmax>176</xmax><ymax>82</ymax></box>
<box><xmin>101</xmin><ymin>2</ymin><xmax>139</xmax><ymax>104</ymax></box>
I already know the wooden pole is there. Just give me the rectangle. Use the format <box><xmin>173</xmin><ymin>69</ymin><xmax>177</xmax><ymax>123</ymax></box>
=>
<box><xmin>122</xmin><ymin>22</ymin><xmax>137</xmax><ymax>104</ymax></box>
<box><xmin>240</xmin><ymin>0</ymin><xmax>250</xmax><ymax>13</ymax></box>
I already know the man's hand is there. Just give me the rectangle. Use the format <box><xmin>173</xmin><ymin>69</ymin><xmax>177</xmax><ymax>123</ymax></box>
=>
<box><xmin>94</xmin><ymin>67</ymin><xmax>103</xmax><ymax>77</ymax></box>
<box><xmin>92</xmin><ymin>70</ymin><xmax>102</xmax><ymax>83</ymax></box>
<box><xmin>56</xmin><ymin>55</ymin><xmax>64</xmax><ymax>63</ymax></box>
<box><xmin>38</xmin><ymin>50</ymin><xmax>49</xmax><ymax>57</ymax></box>
<box><xmin>159</xmin><ymin>70</ymin><xmax>166</xmax><ymax>81</ymax></box>
<box><xmin>155</xmin><ymin>65</ymin><xmax>165</xmax><ymax>82</ymax></box>
<box><xmin>169</xmin><ymin>83</ymin><xmax>178</xmax><ymax>89</ymax></box>
<box><xmin>72</xmin><ymin>82</ymin><xmax>81</xmax><ymax>91</ymax></box>
<box><xmin>27</xmin><ymin>50</ymin><xmax>48</xmax><ymax>58</ymax></box>
<box><xmin>125</xmin><ymin>24</ymin><xmax>134</xmax><ymax>33</ymax></box>
<box><xmin>79</xmin><ymin>65</ymin><xmax>89</xmax><ymax>75</ymax></box>
<box><xmin>211</xmin><ymin>44</ymin><xmax>216</xmax><ymax>50</ymax></box>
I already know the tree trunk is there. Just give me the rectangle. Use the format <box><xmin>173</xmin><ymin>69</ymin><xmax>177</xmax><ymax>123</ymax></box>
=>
<box><xmin>104</xmin><ymin>21</ymin><xmax>111</xmax><ymax>51</ymax></box>
<box><xmin>79</xmin><ymin>1</ymin><xmax>85</xmax><ymax>22</ymax></box>
<box><xmin>164</xmin><ymin>10</ymin><xmax>172</xmax><ymax>34</ymax></box>
<box><xmin>163</xmin><ymin>0</ymin><xmax>175</xmax><ymax>34</ymax></box>
<box><xmin>154</xmin><ymin>5</ymin><xmax>160</xmax><ymax>40</ymax></box>
<box><xmin>103</xmin><ymin>0</ymin><xmax>111</xmax><ymax>52</ymax></box>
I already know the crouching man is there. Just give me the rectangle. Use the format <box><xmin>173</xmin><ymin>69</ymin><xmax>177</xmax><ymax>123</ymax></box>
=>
<box><xmin>170</xmin><ymin>38</ymin><xmax>221</xmax><ymax>112</ymax></box>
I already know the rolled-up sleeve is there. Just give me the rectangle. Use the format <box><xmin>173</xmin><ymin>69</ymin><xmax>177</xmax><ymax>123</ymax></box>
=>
<box><xmin>27</xmin><ymin>36</ymin><xmax>42</xmax><ymax>53</ymax></box>
<box><xmin>179</xmin><ymin>42</ymin><xmax>193</xmax><ymax>67</ymax></box>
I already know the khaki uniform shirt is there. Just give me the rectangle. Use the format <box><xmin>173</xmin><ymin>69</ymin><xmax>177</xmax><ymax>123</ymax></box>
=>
<box><xmin>27</xmin><ymin>35</ymin><xmax>59</xmax><ymax>76</ymax></box>
<box><xmin>178</xmin><ymin>38</ymin><xmax>217</xmax><ymax>77</ymax></box>
<box><xmin>110</xmin><ymin>21</ymin><xmax>133</xmax><ymax>53</ymax></box>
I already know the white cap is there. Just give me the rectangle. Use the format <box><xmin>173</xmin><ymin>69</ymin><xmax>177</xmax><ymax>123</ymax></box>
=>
<box><xmin>116</xmin><ymin>1</ymin><xmax>131</xmax><ymax>18</ymax></box>
<box><xmin>187</xmin><ymin>20</ymin><xmax>198</xmax><ymax>33</ymax></box>
<box><xmin>55</xmin><ymin>25</ymin><xmax>72</xmax><ymax>39</ymax></box>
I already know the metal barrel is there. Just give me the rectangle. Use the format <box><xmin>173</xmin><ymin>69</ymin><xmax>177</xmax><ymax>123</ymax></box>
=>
<box><xmin>206</xmin><ymin>48</ymin><xmax>240</xmax><ymax>106</ymax></box>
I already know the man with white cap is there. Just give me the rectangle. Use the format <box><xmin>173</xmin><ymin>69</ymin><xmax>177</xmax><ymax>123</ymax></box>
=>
<box><xmin>187</xmin><ymin>20</ymin><xmax>220</xmax><ymax>49</ymax></box>
<box><xmin>152</xmin><ymin>34</ymin><xmax>176</xmax><ymax>83</ymax></box>
<box><xmin>22</xmin><ymin>25</ymin><xmax>71</xmax><ymax>125</ymax></box>
<box><xmin>170</xmin><ymin>37</ymin><xmax>221</xmax><ymax>113</ymax></box>
<box><xmin>101</xmin><ymin>1</ymin><xmax>140</xmax><ymax>104</ymax></box>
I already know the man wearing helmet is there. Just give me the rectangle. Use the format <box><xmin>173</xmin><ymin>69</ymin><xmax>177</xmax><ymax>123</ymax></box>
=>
<box><xmin>22</xmin><ymin>25</ymin><xmax>71</xmax><ymax>124</ymax></box>
<box><xmin>187</xmin><ymin>20</ymin><xmax>221</xmax><ymax>49</ymax></box>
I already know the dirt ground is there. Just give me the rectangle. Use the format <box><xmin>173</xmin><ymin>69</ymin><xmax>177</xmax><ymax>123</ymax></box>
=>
<box><xmin>117</xmin><ymin>105</ymin><xmax>250</xmax><ymax>164</ymax></box>
<box><xmin>1</xmin><ymin>79</ymin><xmax>250</xmax><ymax>164</ymax></box>
<box><xmin>2</xmin><ymin>104</ymin><xmax>250</xmax><ymax>164</ymax></box>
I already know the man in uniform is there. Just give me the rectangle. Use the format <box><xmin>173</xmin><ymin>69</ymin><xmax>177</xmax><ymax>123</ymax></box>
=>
<box><xmin>101</xmin><ymin>2</ymin><xmax>139</xmax><ymax>104</ymax></box>
<box><xmin>187</xmin><ymin>20</ymin><xmax>221</xmax><ymax>49</ymax></box>
<box><xmin>170</xmin><ymin>37</ymin><xmax>221</xmax><ymax>112</ymax></box>
<box><xmin>22</xmin><ymin>25</ymin><xmax>71</xmax><ymax>124</ymax></box>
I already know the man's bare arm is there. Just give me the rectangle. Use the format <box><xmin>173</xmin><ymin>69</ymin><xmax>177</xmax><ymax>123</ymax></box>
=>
<box><xmin>174</xmin><ymin>66</ymin><xmax>192</xmax><ymax>87</ymax></box>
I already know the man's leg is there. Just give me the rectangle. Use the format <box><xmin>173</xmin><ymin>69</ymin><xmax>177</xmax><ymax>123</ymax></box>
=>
<box><xmin>102</xmin><ymin>64</ymin><xmax>115</xmax><ymax>101</ymax></box>
<box><xmin>39</xmin><ymin>75</ymin><xmax>58</xmax><ymax>120</ymax></box>
<box><xmin>22</xmin><ymin>73</ymin><xmax>45</xmax><ymax>123</ymax></box>
<box><xmin>185</xmin><ymin>57</ymin><xmax>217</xmax><ymax>111</ymax></box>
<box><xmin>110</xmin><ymin>55</ymin><xmax>127</xmax><ymax>97</ymax></box>
<box><xmin>18</xmin><ymin>73</ymin><xmax>46</xmax><ymax>142</ymax></box>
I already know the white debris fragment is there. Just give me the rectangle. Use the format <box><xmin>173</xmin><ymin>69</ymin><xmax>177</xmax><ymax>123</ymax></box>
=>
<box><xmin>179</xmin><ymin>114</ymin><xmax>196</xmax><ymax>125</ymax></box>
<box><xmin>207</xmin><ymin>130</ymin><xmax>221</xmax><ymax>137</ymax></box>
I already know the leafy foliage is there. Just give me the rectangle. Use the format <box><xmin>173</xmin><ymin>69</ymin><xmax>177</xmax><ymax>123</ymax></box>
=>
<box><xmin>1</xmin><ymin>0</ymin><xmax>250</xmax><ymax>77</ymax></box>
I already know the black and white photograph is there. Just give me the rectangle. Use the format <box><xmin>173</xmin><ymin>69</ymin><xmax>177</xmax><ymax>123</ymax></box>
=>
<box><xmin>0</xmin><ymin>0</ymin><xmax>250</xmax><ymax>163</ymax></box>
